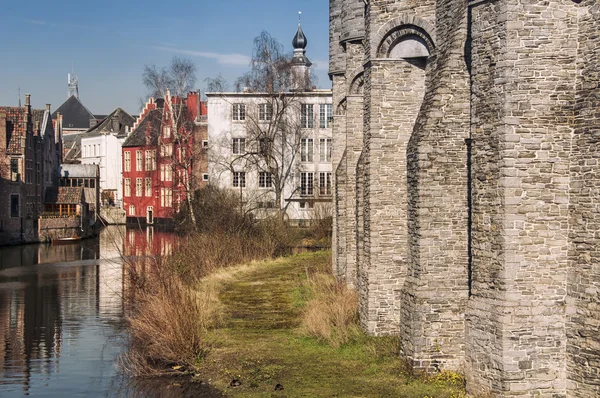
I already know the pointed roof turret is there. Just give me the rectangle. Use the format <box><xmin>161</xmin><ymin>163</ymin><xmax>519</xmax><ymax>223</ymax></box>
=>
<box><xmin>291</xmin><ymin>12</ymin><xmax>312</xmax><ymax>68</ymax></box>
<box><xmin>292</xmin><ymin>13</ymin><xmax>307</xmax><ymax>50</ymax></box>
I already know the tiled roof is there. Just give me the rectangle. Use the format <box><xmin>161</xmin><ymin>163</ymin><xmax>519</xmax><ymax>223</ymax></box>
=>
<box><xmin>52</xmin><ymin>95</ymin><xmax>95</xmax><ymax>130</ymax></box>
<box><xmin>123</xmin><ymin>108</ymin><xmax>162</xmax><ymax>148</ymax></box>
<box><xmin>45</xmin><ymin>187</ymin><xmax>83</xmax><ymax>204</ymax></box>
<box><xmin>85</xmin><ymin>108</ymin><xmax>135</xmax><ymax>137</ymax></box>
<box><xmin>0</xmin><ymin>106</ymin><xmax>27</xmax><ymax>154</ymax></box>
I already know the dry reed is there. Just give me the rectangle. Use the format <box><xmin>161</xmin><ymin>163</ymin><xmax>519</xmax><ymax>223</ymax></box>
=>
<box><xmin>302</xmin><ymin>268</ymin><xmax>361</xmax><ymax>347</ymax></box>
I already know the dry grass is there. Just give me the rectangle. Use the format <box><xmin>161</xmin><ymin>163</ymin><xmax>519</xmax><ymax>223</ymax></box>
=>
<box><xmin>302</xmin><ymin>266</ymin><xmax>362</xmax><ymax>347</ymax></box>
<box><xmin>122</xmin><ymin>222</ymin><xmax>294</xmax><ymax>376</ymax></box>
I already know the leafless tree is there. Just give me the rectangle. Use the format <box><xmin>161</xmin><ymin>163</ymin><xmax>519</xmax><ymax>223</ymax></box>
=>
<box><xmin>207</xmin><ymin>31</ymin><xmax>317</xmax><ymax>219</ymax></box>
<box><xmin>142</xmin><ymin>57</ymin><xmax>200</xmax><ymax>228</ymax></box>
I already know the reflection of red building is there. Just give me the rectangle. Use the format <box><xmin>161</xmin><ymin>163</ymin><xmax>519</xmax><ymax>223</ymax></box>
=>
<box><xmin>122</xmin><ymin>92</ymin><xmax>207</xmax><ymax>226</ymax></box>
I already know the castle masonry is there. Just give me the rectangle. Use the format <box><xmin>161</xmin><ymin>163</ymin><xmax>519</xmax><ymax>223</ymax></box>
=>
<box><xmin>330</xmin><ymin>0</ymin><xmax>600</xmax><ymax>396</ymax></box>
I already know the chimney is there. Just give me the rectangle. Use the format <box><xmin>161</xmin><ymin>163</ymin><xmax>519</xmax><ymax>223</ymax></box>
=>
<box><xmin>46</xmin><ymin>104</ymin><xmax>51</xmax><ymax>112</ymax></box>
<box><xmin>25</xmin><ymin>94</ymin><xmax>30</xmax><ymax>107</ymax></box>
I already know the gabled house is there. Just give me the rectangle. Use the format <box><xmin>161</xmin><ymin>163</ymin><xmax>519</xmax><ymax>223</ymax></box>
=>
<box><xmin>79</xmin><ymin>108</ymin><xmax>134</xmax><ymax>207</ymax></box>
<box><xmin>0</xmin><ymin>95</ymin><xmax>62</xmax><ymax>244</ymax></box>
<box><xmin>122</xmin><ymin>93</ymin><xmax>207</xmax><ymax>226</ymax></box>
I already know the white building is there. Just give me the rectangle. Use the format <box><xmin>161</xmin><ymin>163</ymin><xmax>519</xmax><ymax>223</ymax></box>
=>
<box><xmin>206</xmin><ymin>22</ymin><xmax>333</xmax><ymax>222</ymax></box>
<box><xmin>79</xmin><ymin>108</ymin><xmax>134</xmax><ymax>207</ymax></box>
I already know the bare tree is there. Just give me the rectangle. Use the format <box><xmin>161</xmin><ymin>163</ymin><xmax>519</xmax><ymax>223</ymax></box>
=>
<box><xmin>142</xmin><ymin>57</ymin><xmax>200</xmax><ymax>228</ymax></box>
<box><xmin>207</xmin><ymin>31</ymin><xmax>317</xmax><ymax>219</ymax></box>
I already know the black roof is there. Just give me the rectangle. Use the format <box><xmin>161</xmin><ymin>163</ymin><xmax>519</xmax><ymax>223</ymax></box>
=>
<box><xmin>86</xmin><ymin>108</ymin><xmax>135</xmax><ymax>137</ymax></box>
<box><xmin>122</xmin><ymin>109</ymin><xmax>162</xmax><ymax>148</ymax></box>
<box><xmin>52</xmin><ymin>95</ymin><xmax>95</xmax><ymax>130</ymax></box>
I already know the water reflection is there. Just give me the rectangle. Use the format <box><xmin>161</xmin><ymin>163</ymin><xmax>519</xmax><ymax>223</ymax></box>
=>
<box><xmin>0</xmin><ymin>226</ymin><xmax>190</xmax><ymax>397</ymax></box>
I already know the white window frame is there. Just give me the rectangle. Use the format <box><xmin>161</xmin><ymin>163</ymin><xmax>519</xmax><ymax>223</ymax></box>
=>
<box><xmin>232</xmin><ymin>138</ymin><xmax>246</xmax><ymax>155</ymax></box>
<box><xmin>129</xmin><ymin>205</ymin><xmax>135</xmax><ymax>216</ymax></box>
<box><xmin>259</xmin><ymin>171</ymin><xmax>273</xmax><ymax>188</ymax></box>
<box><xmin>259</xmin><ymin>103</ymin><xmax>273</xmax><ymax>121</ymax></box>
<box><xmin>319</xmin><ymin>172</ymin><xmax>332</xmax><ymax>196</ymax></box>
<box><xmin>301</xmin><ymin>138</ymin><xmax>314</xmax><ymax>162</ymax></box>
<box><xmin>145</xmin><ymin>178</ymin><xmax>152</xmax><ymax>197</ymax></box>
<box><xmin>232</xmin><ymin>171</ymin><xmax>246</xmax><ymax>188</ymax></box>
<box><xmin>136</xmin><ymin>150</ymin><xmax>143</xmax><ymax>171</ymax></box>
<box><xmin>124</xmin><ymin>151</ymin><xmax>131</xmax><ymax>172</ymax></box>
<box><xmin>301</xmin><ymin>172</ymin><xmax>314</xmax><ymax>196</ymax></box>
<box><xmin>319</xmin><ymin>138</ymin><xmax>332</xmax><ymax>162</ymax></box>
<box><xmin>232</xmin><ymin>104</ymin><xmax>246</xmax><ymax>121</ymax></box>
<box><xmin>124</xmin><ymin>178</ymin><xmax>131</xmax><ymax>197</ymax></box>
<box><xmin>319</xmin><ymin>104</ymin><xmax>333</xmax><ymax>128</ymax></box>
<box><xmin>301</xmin><ymin>104</ymin><xmax>314</xmax><ymax>128</ymax></box>
<box><xmin>136</xmin><ymin>178</ymin><xmax>142</xmax><ymax>197</ymax></box>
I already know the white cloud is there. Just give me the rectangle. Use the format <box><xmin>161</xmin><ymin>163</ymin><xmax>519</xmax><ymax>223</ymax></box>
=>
<box><xmin>152</xmin><ymin>46</ymin><xmax>250</xmax><ymax>67</ymax></box>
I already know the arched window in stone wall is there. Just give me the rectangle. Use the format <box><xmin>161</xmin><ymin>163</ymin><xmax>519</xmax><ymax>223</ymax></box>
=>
<box><xmin>373</xmin><ymin>15</ymin><xmax>436</xmax><ymax>69</ymax></box>
<box><xmin>349</xmin><ymin>72</ymin><xmax>364</xmax><ymax>95</ymax></box>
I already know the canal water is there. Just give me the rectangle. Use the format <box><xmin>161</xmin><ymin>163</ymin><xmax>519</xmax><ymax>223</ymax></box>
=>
<box><xmin>0</xmin><ymin>226</ymin><xmax>204</xmax><ymax>397</ymax></box>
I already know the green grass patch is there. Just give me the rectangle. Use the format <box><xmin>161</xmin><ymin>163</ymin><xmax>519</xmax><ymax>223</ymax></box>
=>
<box><xmin>194</xmin><ymin>251</ymin><xmax>466</xmax><ymax>397</ymax></box>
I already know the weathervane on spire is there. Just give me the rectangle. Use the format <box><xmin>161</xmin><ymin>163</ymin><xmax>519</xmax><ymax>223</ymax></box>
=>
<box><xmin>299</xmin><ymin>11</ymin><xmax>302</xmax><ymax>23</ymax></box>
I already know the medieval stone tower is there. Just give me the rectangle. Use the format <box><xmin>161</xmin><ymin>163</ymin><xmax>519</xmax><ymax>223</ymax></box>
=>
<box><xmin>330</xmin><ymin>0</ymin><xmax>600</xmax><ymax>396</ymax></box>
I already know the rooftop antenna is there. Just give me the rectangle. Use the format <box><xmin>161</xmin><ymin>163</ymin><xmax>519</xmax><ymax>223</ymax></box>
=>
<box><xmin>18</xmin><ymin>87</ymin><xmax>21</xmax><ymax>107</ymax></box>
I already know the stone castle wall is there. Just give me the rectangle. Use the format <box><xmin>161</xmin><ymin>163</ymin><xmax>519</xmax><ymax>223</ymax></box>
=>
<box><xmin>330</xmin><ymin>0</ymin><xmax>600</xmax><ymax>396</ymax></box>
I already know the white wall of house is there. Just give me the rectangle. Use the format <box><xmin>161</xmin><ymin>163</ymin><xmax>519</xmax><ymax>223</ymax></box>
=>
<box><xmin>81</xmin><ymin>134</ymin><xmax>124</xmax><ymax>206</ymax></box>
<box><xmin>206</xmin><ymin>91</ymin><xmax>333</xmax><ymax>222</ymax></box>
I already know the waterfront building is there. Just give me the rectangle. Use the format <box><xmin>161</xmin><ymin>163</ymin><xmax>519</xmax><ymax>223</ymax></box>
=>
<box><xmin>0</xmin><ymin>95</ymin><xmax>62</xmax><ymax>244</ymax></box>
<box><xmin>122</xmin><ymin>93</ymin><xmax>207</xmax><ymax>226</ymax></box>
<box><xmin>79</xmin><ymin>108</ymin><xmax>135</xmax><ymax>207</ymax></box>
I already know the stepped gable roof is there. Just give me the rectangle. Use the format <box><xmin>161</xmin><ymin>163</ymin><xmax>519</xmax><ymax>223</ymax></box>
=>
<box><xmin>32</xmin><ymin>109</ymin><xmax>45</xmax><ymax>125</ymax></box>
<box><xmin>45</xmin><ymin>186</ymin><xmax>83</xmax><ymax>204</ymax></box>
<box><xmin>52</xmin><ymin>95</ymin><xmax>95</xmax><ymax>130</ymax></box>
<box><xmin>0</xmin><ymin>106</ymin><xmax>27</xmax><ymax>153</ymax></box>
<box><xmin>122</xmin><ymin>108</ymin><xmax>162</xmax><ymax>148</ymax></box>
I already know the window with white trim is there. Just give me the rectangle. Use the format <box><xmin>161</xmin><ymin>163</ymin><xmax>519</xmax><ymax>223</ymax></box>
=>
<box><xmin>124</xmin><ymin>178</ymin><xmax>131</xmax><ymax>197</ymax></box>
<box><xmin>300</xmin><ymin>172</ymin><xmax>314</xmax><ymax>196</ymax></box>
<box><xmin>319</xmin><ymin>104</ymin><xmax>333</xmax><ymax>128</ymax></box>
<box><xmin>136</xmin><ymin>178</ymin><xmax>142</xmax><ymax>197</ymax></box>
<box><xmin>232</xmin><ymin>104</ymin><xmax>246</xmax><ymax>121</ymax></box>
<box><xmin>259</xmin><ymin>103</ymin><xmax>273</xmax><ymax>121</ymax></box>
<box><xmin>301</xmin><ymin>138</ymin><xmax>313</xmax><ymax>162</ymax></box>
<box><xmin>161</xmin><ymin>188</ymin><xmax>173</xmax><ymax>207</ymax></box>
<box><xmin>129</xmin><ymin>205</ymin><xmax>135</xmax><ymax>216</ymax></box>
<box><xmin>259</xmin><ymin>172</ymin><xmax>273</xmax><ymax>188</ymax></box>
<box><xmin>124</xmin><ymin>151</ymin><xmax>131</xmax><ymax>172</ymax></box>
<box><xmin>319</xmin><ymin>172</ymin><xmax>332</xmax><ymax>195</ymax></box>
<box><xmin>319</xmin><ymin>138</ymin><xmax>332</xmax><ymax>162</ymax></box>
<box><xmin>301</xmin><ymin>104</ymin><xmax>314</xmax><ymax>128</ymax></box>
<box><xmin>232</xmin><ymin>171</ymin><xmax>246</xmax><ymax>188</ymax></box>
<box><xmin>145</xmin><ymin>178</ymin><xmax>152</xmax><ymax>197</ymax></box>
<box><xmin>232</xmin><ymin>138</ymin><xmax>246</xmax><ymax>155</ymax></box>
<box><xmin>136</xmin><ymin>151</ymin><xmax>143</xmax><ymax>171</ymax></box>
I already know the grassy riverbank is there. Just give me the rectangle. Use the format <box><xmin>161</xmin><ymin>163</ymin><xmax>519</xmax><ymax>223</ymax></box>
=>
<box><xmin>188</xmin><ymin>251</ymin><xmax>466</xmax><ymax>397</ymax></box>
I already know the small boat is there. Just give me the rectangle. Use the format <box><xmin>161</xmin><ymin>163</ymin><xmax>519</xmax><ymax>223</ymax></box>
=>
<box><xmin>52</xmin><ymin>237</ymin><xmax>82</xmax><ymax>245</ymax></box>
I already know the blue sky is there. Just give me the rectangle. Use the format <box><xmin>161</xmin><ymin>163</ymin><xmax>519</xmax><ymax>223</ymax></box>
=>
<box><xmin>0</xmin><ymin>0</ymin><xmax>331</xmax><ymax>115</ymax></box>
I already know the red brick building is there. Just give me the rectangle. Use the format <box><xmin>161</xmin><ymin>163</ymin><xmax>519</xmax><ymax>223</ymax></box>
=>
<box><xmin>122</xmin><ymin>92</ymin><xmax>207</xmax><ymax>226</ymax></box>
